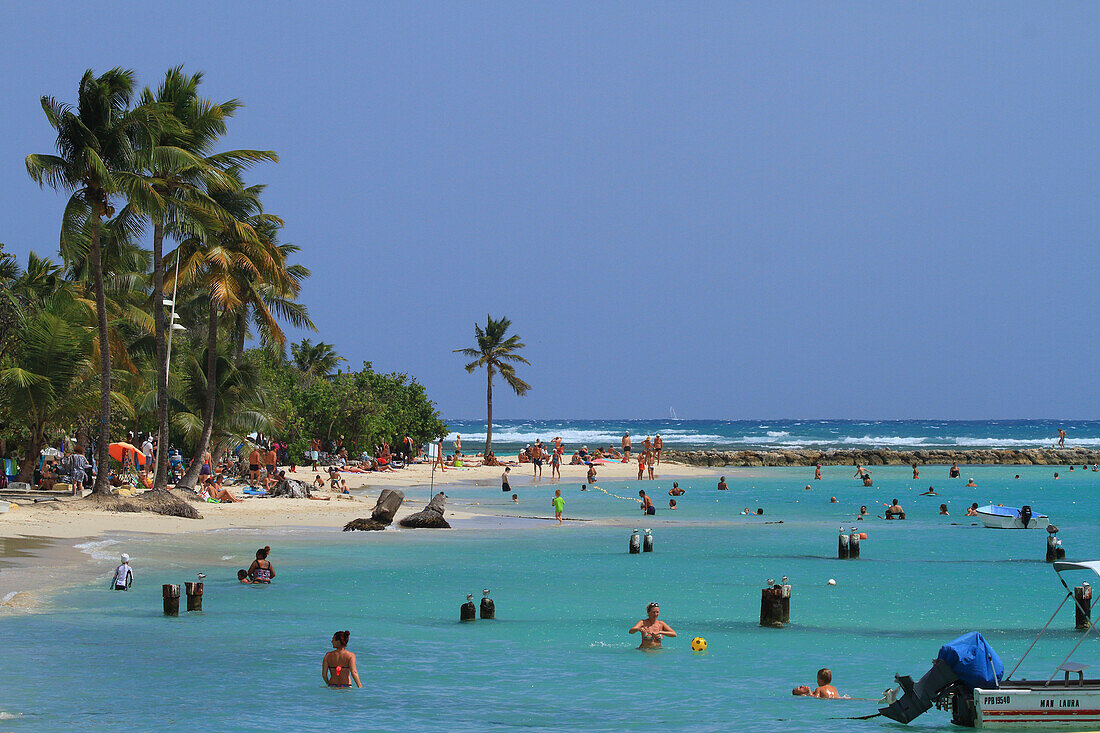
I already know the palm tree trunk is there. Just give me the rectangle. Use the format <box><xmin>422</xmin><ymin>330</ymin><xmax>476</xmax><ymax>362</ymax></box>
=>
<box><xmin>151</xmin><ymin>222</ymin><xmax>170</xmax><ymax>490</ymax></box>
<box><xmin>16</xmin><ymin>430</ymin><xmax>43</xmax><ymax>484</ymax></box>
<box><xmin>485</xmin><ymin>367</ymin><xmax>494</xmax><ymax>455</ymax></box>
<box><xmin>178</xmin><ymin>298</ymin><xmax>219</xmax><ymax>490</ymax></box>
<box><xmin>90</xmin><ymin>215</ymin><xmax>112</xmax><ymax>495</ymax></box>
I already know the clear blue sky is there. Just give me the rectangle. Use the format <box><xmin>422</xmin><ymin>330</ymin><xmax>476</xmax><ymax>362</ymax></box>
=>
<box><xmin>3</xmin><ymin>2</ymin><xmax>1097</xmax><ymax>420</ymax></box>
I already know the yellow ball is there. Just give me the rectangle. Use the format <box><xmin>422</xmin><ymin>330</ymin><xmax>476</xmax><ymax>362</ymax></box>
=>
<box><xmin>691</xmin><ymin>636</ymin><xmax>707</xmax><ymax>651</ymax></box>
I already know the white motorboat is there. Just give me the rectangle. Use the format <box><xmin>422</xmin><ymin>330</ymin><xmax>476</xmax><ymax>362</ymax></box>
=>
<box><xmin>879</xmin><ymin>561</ymin><xmax>1100</xmax><ymax>728</ymax></box>
<box><xmin>976</xmin><ymin>504</ymin><xmax>1049</xmax><ymax>529</ymax></box>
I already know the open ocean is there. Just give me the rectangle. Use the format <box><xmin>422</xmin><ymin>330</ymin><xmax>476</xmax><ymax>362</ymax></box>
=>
<box><xmin>444</xmin><ymin>418</ymin><xmax>1100</xmax><ymax>453</ymax></box>
<box><xmin>4</xmin><ymin>463</ymin><xmax>1100</xmax><ymax>731</ymax></box>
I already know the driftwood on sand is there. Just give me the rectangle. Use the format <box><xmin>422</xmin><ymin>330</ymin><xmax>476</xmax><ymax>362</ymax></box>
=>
<box><xmin>398</xmin><ymin>491</ymin><xmax>450</xmax><ymax>529</ymax></box>
<box><xmin>344</xmin><ymin>488</ymin><xmax>405</xmax><ymax>531</ymax></box>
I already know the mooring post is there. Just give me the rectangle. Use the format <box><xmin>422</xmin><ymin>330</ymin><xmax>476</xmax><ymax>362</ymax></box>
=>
<box><xmin>629</xmin><ymin>529</ymin><xmax>641</xmax><ymax>554</ymax></box>
<box><xmin>848</xmin><ymin>528</ymin><xmax>860</xmax><ymax>559</ymax></box>
<box><xmin>780</xmin><ymin>577</ymin><xmax>791</xmax><ymax>624</ymax></box>
<box><xmin>479</xmin><ymin>589</ymin><xmax>494</xmax><ymax>619</ymax></box>
<box><xmin>1047</xmin><ymin>525</ymin><xmax>1065</xmax><ymax>563</ymax></box>
<box><xmin>162</xmin><ymin>584</ymin><xmax>180</xmax><ymax>616</ymax></box>
<box><xmin>185</xmin><ymin>581</ymin><xmax>203</xmax><ymax>612</ymax></box>
<box><xmin>1075</xmin><ymin>583</ymin><xmax>1092</xmax><ymax>631</ymax></box>
<box><xmin>837</xmin><ymin>527</ymin><xmax>849</xmax><ymax>560</ymax></box>
<box><xmin>461</xmin><ymin>593</ymin><xmax>476</xmax><ymax>622</ymax></box>
<box><xmin>760</xmin><ymin>583</ymin><xmax>785</xmax><ymax>628</ymax></box>
<box><xmin>642</xmin><ymin>529</ymin><xmax>654</xmax><ymax>553</ymax></box>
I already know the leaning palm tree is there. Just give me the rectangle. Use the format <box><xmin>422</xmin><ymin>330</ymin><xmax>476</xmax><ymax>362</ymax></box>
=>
<box><xmin>136</xmin><ymin>67</ymin><xmax>278</xmax><ymax>490</ymax></box>
<box><xmin>25</xmin><ymin>68</ymin><xmax>156</xmax><ymax>494</ymax></box>
<box><xmin>454</xmin><ymin>315</ymin><xmax>530</xmax><ymax>455</ymax></box>
<box><xmin>291</xmin><ymin>338</ymin><xmax>344</xmax><ymax>379</ymax></box>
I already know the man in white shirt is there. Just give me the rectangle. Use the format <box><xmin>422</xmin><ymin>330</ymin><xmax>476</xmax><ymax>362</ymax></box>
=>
<box><xmin>112</xmin><ymin>554</ymin><xmax>134</xmax><ymax>591</ymax></box>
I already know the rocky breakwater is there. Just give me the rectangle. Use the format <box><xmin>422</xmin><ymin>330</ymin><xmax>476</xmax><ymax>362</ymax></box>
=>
<box><xmin>664</xmin><ymin>448</ymin><xmax>1100</xmax><ymax>468</ymax></box>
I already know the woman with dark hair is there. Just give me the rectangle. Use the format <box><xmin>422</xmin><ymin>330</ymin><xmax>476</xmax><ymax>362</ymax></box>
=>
<box><xmin>248</xmin><ymin>546</ymin><xmax>274</xmax><ymax>583</ymax></box>
<box><xmin>322</xmin><ymin>630</ymin><xmax>362</xmax><ymax>688</ymax></box>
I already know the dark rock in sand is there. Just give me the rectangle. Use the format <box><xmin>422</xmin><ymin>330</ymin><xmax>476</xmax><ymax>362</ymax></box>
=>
<box><xmin>343</xmin><ymin>517</ymin><xmax>388</xmax><ymax>531</ymax></box>
<box><xmin>371</xmin><ymin>488</ymin><xmax>405</xmax><ymax>524</ymax></box>
<box><xmin>269</xmin><ymin>479</ymin><xmax>311</xmax><ymax>498</ymax></box>
<box><xmin>398</xmin><ymin>491</ymin><xmax>450</xmax><ymax>529</ymax></box>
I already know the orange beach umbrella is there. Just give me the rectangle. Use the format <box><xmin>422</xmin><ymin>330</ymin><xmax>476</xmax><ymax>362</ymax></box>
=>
<box><xmin>108</xmin><ymin>442</ymin><xmax>146</xmax><ymax>466</ymax></box>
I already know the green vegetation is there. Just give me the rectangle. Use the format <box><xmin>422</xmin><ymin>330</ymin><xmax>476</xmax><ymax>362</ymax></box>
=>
<box><xmin>454</xmin><ymin>314</ymin><xmax>529</xmax><ymax>455</ymax></box>
<box><xmin>1</xmin><ymin>67</ymin><xmax>447</xmax><ymax>494</ymax></box>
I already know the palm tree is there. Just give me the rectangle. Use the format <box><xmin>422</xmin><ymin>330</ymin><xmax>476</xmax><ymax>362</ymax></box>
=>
<box><xmin>454</xmin><ymin>315</ymin><xmax>530</xmax><ymax>455</ymax></box>
<box><xmin>291</xmin><ymin>338</ymin><xmax>344</xmax><ymax>379</ymax></box>
<box><xmin>25</xmin><ymin>68</ymin><xmax>155</xmax><ymax>494</ymax></box>
<box><xmin>136</xmin><ymin>67</ymin><xmax>277</xmax><ymax>490</ymax></box>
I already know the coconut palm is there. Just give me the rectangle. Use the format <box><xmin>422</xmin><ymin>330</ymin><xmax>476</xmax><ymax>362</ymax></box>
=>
<box><xmin>291</xmin><ymin>338</ymin><xmax>344</xmax><ymax>379</ymax></box>
<box><xmin>136</xmin><ymin>67</ymin><xmax>277</xmax><ymax>489</ymax></box>
<box><xmin>25</xmin><ymin>68</ymin><xmax>156</xmax><ymax>493</ymax></box>
<box><xmin>454</xmin><ymin>315</ymin><xmax>530</xmax><ymax>455</ymax></box>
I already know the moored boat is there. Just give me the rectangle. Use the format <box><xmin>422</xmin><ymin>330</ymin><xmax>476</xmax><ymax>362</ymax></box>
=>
<box><xmin>878</xmin><ymin>561</ymin><xmax>1100</xmax><ymax>728</ymax></box>
<box><xmin>976</xmin><ymin>504</ymin><xmax>1049</xmax><ymax>529</ymax></box>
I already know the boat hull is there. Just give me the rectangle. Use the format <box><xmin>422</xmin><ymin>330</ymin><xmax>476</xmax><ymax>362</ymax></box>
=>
<box><xmin>975</xmin><ymin>686</ymin><xmax>1100</xmax><ymax>728</ymax></box>
<box><xmin>976</xmin><ymin>510</ymin><xmax>1049</xmax><ymax>529</ymax></box>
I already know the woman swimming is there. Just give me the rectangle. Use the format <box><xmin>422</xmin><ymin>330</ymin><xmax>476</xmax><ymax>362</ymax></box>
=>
<box><xmin>248</xmin><ymin>546</ymin><xmax>275</xmax><ymax>583</ymax></box>
<box><xmin>629</xmin><ymin>602</ymin><xmax>676</xmax><ymax>649</ymax></box>
<box><xmin>321</xmin><ymin>630</ymin><xmax>362</xmax><ymax>688</ymax></box>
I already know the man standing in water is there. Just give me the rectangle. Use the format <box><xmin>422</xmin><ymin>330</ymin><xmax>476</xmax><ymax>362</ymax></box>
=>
<box><xmin>629</xmin><ymin>602</ymin><xmax>676</xmax><ymax>649</ymax></box>
<box><xmin>639</xmin><ymin>489</ymin><xmax>655</xmax><ymax>515</ymax></box>
<box><xmin>552</xmin><ymin>489</ymin><xmax>564</xmax><ymax>525</ymax></box>
<box><xmin>501</xmin><ymin>467</ymin><xmax>511</xmax><ymax>493</ymax></box>
<box><xmin>112</xmin><ymin>554</ymin><xmax>133</xmax><ymax>591</ymax></box>
<box><xmin>622</xmin><ymin>431</ymin><xmax>631</xmax><ymax>457</ymax></box>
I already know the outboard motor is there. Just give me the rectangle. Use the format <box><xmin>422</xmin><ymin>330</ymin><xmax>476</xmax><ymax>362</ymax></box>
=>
<box><xmin>1019</xmin><ymin>505</ymin><xmax>1033</xmax><ymax>529</ymax></box>
<box><xmin>879</xmin><ymin>659</ymin><xmax>959</xmax><ymax>724</ymax></box>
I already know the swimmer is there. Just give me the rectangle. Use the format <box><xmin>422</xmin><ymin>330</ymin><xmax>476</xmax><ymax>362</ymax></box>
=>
<box><xmin>580</xmin><ymin>484</ymin><xmax>587</xmax><ymax>491</ymax></box>
<box><xmin>965</xmin><ymin>478</ymin><xmax>977</xmax><ymax>487</ymax></box>
<box><xmin>858</xmin><ymin>505</ymin><xmax>868</xmax><ymax>520</ymax></box>
<box><xmin>949</xmin><ymin>463</ymin><xmax>960</xmax><ymax>478</ymax></box>
<box><xmin>1015</xmin><ymin>474</ymin><xmax>1021</xmax><ymax>479</ymax></box>
<box><xmin>111</xmin><ymin>554</ymin><xmax>134</xmax><ymax>591</ymax></box>
<box><xmin>717</xmin><ymin>476</ymin><xmax>728</xmax><ymax>491</ymax></box>
<box><xmin>669</xmin><ymin>498</ymin><xmax>677</xmax><ymax>510</ymax></box>
<box><xmin>756</xmin><ymin>508</ymin><xmax>764</xmax><ymax>516</ymax></box>
<box><xmin>939</xmin><ymin>503</ymin><xmax>949</xmax><ymax>516</ymax></box>
<box><xmin>966</xmin><ymin>503</ymin><xmax>979</xmax><ymax>516</ymax></box>
<box><xmin>920</xmin><ymin>486</ymin><xmax>937</xmax><ymax>496</ymax></box>
<box><xmin>912</xmin><ymin>463</ymin><xmax>919</xmax><ymax>480</ymax></box>
<box><xmin>668</xmin><ymin>482</ymin><xmax>684</xmax><ymax>496</ymax></box>
<box><xmin>552</xmin><ymin>489</ymin><xmax>564</xmax><ymax>525</ymax></box>
<box><xmin>322</xmin><ymin>630</ymin><xmax>362</xmax><ymax>688</ymax></box>
<box><xmin>814</xmin><ymin>464</ymin><xmax>821</xmax><ymax>480</ymax></box>
<box><xmin>829</xmin><ymin>496</ymin><xmax>838</xmax><ymax>503</ymax></box>
<box><xmin>248</xmin><ymin>546</ymin><xmax>274</xmax><ymax>583</ymax></box>
<box><xmin>512</xmin><ymin>493</ymin><xmax>518</xmax><ymax>503</ymax></box>
<box><xmin>629</xmin><ymin>602</ymin><xmax>676</xmax><ymax>649</ymax></box>
<box><xmin>792</xmin><ymin>668</ymin><xmax>841</xmax><ymax>699</ymax></box>
<box><xmin>741</xmin><ymin>507</ymin><xmax>751</xmax><ymax>515</ymax></box>
<box><xmin>1054</xmin><ymin>472</ymin><xmax>1060</xmax><ymax>479</ymax></box>
<box><xmin>804</xmin><ymin>484</ymin><xmax>812</xmax><ymax>491</ymax></box>
<box><xmin>237</xmin><ymin>569</ymin><xmax>252</xmax><ymax>584</ymax></box>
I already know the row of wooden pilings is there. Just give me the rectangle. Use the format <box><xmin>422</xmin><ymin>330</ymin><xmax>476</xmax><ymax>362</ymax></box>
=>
<box><xmin>162</xmin><ymin>582</ymin><xmax>203</xmax><ymax>616</ymax></box>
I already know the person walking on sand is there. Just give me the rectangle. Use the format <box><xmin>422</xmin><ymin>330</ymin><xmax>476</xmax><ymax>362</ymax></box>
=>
<box><xmin>647</xmin><ymin>452</ymin><xmax>656</xmax><ymax>481</ymax></box>
<box><xmin>550</xmin><ymin>446</ymin><xmax>561</xmax><ymax>483</ymax></box>
<box><xmin>622</xmin><ymin>431</ymin><xmax>631</xmax><ymax>457</ymax></box>
<box><xmin>433</xmin><ymin>437</ymin><xmax>446</xmax><ymax>472</ymax></box>
<box><xmin>629</xmin><ymin>602</ymin><xmax>676</xmax><ymax>649</ymax></box>
<box><xmin>552</xmin><ymin>489</ymin><xmax>565</xmax><ymax>525</ymax></box>
<box><xmin>248</xmin><ymin>446</ymin><xmax>262</xmax><ymax>487</ymax></box>
<box><xmin>322</xmin><ymin>630</ymin><xmax>362</xmax><ymax>688</ymax></box>
<box><xmin>637</xmin><ymin>453</ymin><xmax>645</xmax><ymax>481</ymax></box>
<box><xmin>111</xmin><ymin>554</ymin><xmax>134</xmax><ymax>591</ymax></box>
<box><xmin>69</xmin><ymin>446</ymin><xmax>90</xmax><ymax>494</ymax></box>
<box><xmin>501</xmin><ymin>467</ymin><xmax>511</xmax><ymax>493</ymax></box>
<box><xmin>654</xmin><ymin>434</ymin><xmax>663</xmax><ymax>466</ymax></box>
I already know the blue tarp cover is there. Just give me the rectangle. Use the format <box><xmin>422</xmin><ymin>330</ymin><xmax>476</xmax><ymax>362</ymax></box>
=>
<box><xmin>937</xmin><ymin>632</ymin><xmax>1004</xmax><ymax>689</ymax></box>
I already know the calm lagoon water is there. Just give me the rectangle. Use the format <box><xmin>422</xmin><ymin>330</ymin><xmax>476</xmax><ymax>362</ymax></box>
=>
<box><xmin>3</xmin><ymin>464</ymin><xmax>1100</xmax><ymax>731</ymax></box>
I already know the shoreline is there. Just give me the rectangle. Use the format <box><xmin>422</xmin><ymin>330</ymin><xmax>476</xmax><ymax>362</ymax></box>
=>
<box><xmin>664</xmin><ymin>447</ymin><xmax>1100</xmax><ymax>467</ymax></box>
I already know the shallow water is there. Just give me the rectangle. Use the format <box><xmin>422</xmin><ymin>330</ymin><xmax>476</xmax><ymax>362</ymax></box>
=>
<box><xmin>3</xmin><ymin>464</ymin><xmax>1100</xmax><ymax>731</ymax></box>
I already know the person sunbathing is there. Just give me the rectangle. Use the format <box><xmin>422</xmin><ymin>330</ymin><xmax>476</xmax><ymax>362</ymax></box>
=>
<box><xmin>570</xmin><ymin>451</ymin><xmax>582</xmax><ymax>465</ymax></box>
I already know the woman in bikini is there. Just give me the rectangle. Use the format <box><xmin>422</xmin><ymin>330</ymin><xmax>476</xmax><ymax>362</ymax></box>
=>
<box><xmin>629</xmin><ymin>602</ymin><xmax>676</xmax><ymax>649</ymax></box>
<box><xmin>321</xmin><ymin>630</ymin><xmax>362</xmax><ymax>688</ymax></box>
<box><xmin>248</xmin><ymin>546</ymin><xmax>275</xmax><ymax>583</ymax></box>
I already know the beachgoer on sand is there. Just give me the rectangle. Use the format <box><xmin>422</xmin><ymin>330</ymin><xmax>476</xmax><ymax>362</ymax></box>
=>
<box><xmin>629</xmin><ymin>602</ymin><xmax>676</xmax><ymax>649</ymax></box>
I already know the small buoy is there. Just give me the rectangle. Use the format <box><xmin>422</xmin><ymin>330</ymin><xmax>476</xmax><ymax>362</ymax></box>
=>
<box><xmin>827</xmin><ymin>579</ymin><xmax>837</xmax><ymax>586</ymax></box>
<box><xmin>859</xmin><ymin>533</ymin><xmax>867</xmax><ymax>540</ymax></box>
<box><xmin>691</xmin><ymin>637</ymin><xmax>707</xmax><ymax>651</ymax></box>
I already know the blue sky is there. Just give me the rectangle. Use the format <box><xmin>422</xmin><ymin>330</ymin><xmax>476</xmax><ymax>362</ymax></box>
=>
<box><xmin>2</xmin><ymin>2</ymin><xmax>1097</xmax><ymax>419</ymax></box>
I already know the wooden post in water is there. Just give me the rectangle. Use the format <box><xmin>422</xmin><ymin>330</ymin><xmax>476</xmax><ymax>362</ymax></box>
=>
<box><xmin>1046</xmin><ymin>526</ymin><xmax>1065</xmax><ymax>563</ymax></box>
<box><xmin>629</xmin><ymin>530</ymin><xmax>641</xmax><ymax>554</ymax></box>
<box><xmin>1075</xmin><ymin>584</ymin><xmax>1092</xmax><ymax>631</ymax></box>
<box><xmin>479</xmin><ymin>590</ymin><xmax>494</xmax><ymax>619</ymax></box>
<box><xmin>848</xmin><ymin>529</ymin><xmax>860</xmax><ymax>559</ymax></box>
<box><xmin>185</xmin><ymin>582</ymin><xmax>204</xmax><ymax>612</ymax></box>
<box><xmin>837</xmin><ymin>527</ymin><xmax>849</xmax><ymax>559</ymax></box>
<box><xmin>760</xmin><ymin>585</ymin><xmax>785</xmax><ymax>628</ymax></box>
<box><xmin>162</xmin><ymin>584</ymin><xmax>180</xmax><ymax>616</ymax></box>
<box><xmin>461</xmin><ymin>593</ymin><xmax>476</xmax><ymax>622</ymax></box>
<box><xmin>642</xmin><ymin>529</ymin><xmax>654</xmax><ymax>553</ymax></box>
<box><xmin>780</xmin><ymin>580</ymin><xmax>791</xmax><ymax>624</ymax></box>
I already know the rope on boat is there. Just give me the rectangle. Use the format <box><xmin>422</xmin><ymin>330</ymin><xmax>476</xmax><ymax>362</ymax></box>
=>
<box><xmin>1004</xmin><ymin>591</ymin><xmax>1071</xmax><ymax>681</ymax></box>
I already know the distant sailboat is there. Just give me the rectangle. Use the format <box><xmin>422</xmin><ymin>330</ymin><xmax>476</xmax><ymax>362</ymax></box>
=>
<box><xmin>669</xmin><ymin>406</ymin><xmax>678</xmax><ymax>420</ymax></box>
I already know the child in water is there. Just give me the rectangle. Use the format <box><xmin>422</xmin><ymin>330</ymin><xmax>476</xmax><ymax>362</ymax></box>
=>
<box><xmin>237</xmin><ymin>569</ymin><xmax>252</xmax><ymax>584</ymax></box>
<box><xmin>792</xmin><ymin>668</ymin><xmax>842</xmax><ymax>698</ymax></box>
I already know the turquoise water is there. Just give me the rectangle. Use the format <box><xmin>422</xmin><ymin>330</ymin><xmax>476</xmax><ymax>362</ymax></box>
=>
<box><xmin>4</xmin><ymin>465</ymin><xmax>1100</xmax><ymax>731</ymax></box>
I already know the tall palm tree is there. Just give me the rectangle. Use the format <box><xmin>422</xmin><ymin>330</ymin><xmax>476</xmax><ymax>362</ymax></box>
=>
<box><xmin>25</xmin><ymin>68</ymin><xmax>156</xmax><ymax>494</ymax></box>
<box><xmin>136</xmin><ymin>67</ymin><xmax>277</xmax><ymax>490</ymax></box>
<box><xmin>291</xmin><ymin>338</ymin><xmax>344</xmax><ymax>379</ymax></box>
<box><xmin>454</xmin><ymin>315</ymin><xmax>530</xmax><ymax>455</ymax></box>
